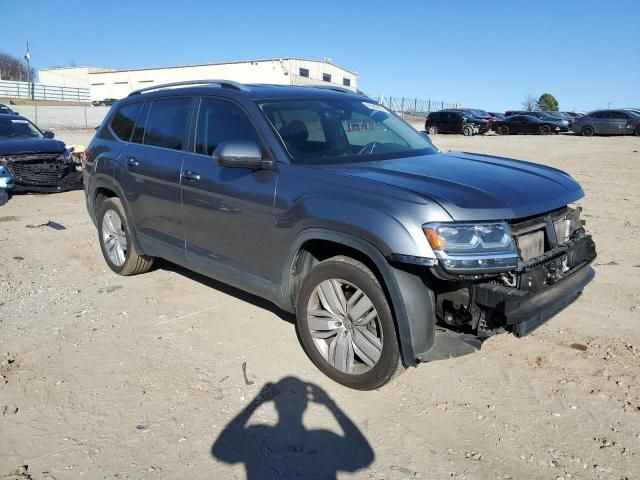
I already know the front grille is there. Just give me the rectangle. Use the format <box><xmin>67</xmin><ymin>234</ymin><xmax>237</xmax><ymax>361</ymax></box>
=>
<box><xmin>509</xmin><ymin>207</ymin><xmax>579</xmax><ymax>261</ymax></box>
<box><xmin>3</xmin><ymin>153</ymin><xmax>67</xmax><ymax>186</ymax></box>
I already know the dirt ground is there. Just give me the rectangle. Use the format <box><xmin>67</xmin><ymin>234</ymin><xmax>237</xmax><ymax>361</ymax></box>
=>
<box><xmin>1</xmin><ymin>130</ymin><xmax>639</xmax><ymax>480</ymax></box>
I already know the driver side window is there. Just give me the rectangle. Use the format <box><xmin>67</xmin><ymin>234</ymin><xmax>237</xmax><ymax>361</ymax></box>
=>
<box><xmin>195</xmin><ymin>98</ymin><xmax>261</xmax><ymax>156</ymax></box>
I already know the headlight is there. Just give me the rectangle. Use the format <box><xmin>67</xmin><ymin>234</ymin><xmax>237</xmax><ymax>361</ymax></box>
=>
<box><xmin>423</xmin><ymin>221</ymin><xmax>518</xmax><ymax>273</ymax></box>
<box><xmin>57</xmin><ymin>149</ymin><xmax>72</xmax><ymax>163</ymax></box>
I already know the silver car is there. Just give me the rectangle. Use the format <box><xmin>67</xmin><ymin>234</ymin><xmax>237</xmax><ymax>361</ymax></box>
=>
<box><xmin>572</xmin><ymin>109</ymin><xmax>640</xmax><ymax>136</ymax></box>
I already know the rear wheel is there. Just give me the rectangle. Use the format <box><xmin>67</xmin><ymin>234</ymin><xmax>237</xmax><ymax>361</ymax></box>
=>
<box><xmin>498</xmin><ymin>125</ymin><xmax>510</xmax><ymax>135</ymax></box>
<box><xmin>581</xmin><ymin>125</ymin><xmax>595</xmax><ymax>137</ymax></box>
<box><xmin>427</xmin><ymin>125</ymin><xmax>438</xmax><ymax>135</ymax></box>
<box><xmin>295</xmin><ymin>256</ymin><xmax>404</xmax><ymax>390</ymax></box>
<box><xmin>98</xmin><ymin>197</ymin><xmax>154</xmax><ymax>276</ymax></box>
<box><xmin>538</xmin><ymin>124</ymin><xmax>552</xmax><ymax>135</ymax></box>
<box><xmin>462</xmin><ymin>125</ymin><xmax>474</xmax><ymax>136</ymax></box>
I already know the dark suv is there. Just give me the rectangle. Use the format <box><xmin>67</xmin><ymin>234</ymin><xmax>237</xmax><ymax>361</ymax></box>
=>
<box><xmin>424</xmin><ymin>110</ymin><xmax>485</xmax><ymax>136</ymax></box>
<box><xmin>84</xmin><ymin>80</ymin><xmax>596</xmax><ymax>390</ymax></box>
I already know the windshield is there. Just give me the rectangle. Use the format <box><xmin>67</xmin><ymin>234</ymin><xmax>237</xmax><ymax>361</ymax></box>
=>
<box><xmin>259</xmin><ymin>99</ymin><xmax>438</xmax><ymax>164</ymax></box>
<box><xmin>469</xmin><ymin>109</ymin><xmax>489</xmax><ymax>116</ymax></box>
<box><xmin>0</xmin><ymin>117</ymin><xmax>43</xmax><ymax>139</ymax></box>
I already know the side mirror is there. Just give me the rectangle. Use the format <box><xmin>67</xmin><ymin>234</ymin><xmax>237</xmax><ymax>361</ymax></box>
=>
<box><xmin>213</xmin><ymin>141</ymin><xmax>273</xmax><ymax>169</ymax></box>
<box><xmin>43</xmin><ymin>130</ymin><xmax>55</xmax><ymax>139</ymax></box>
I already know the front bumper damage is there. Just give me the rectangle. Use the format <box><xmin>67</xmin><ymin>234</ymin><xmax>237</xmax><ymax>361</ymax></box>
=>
<box><xmin>1</xmin><ymin>153</ymin><xmax>83</xmax><ymax>193</ymax></box>
<box><xmin>430</xmin><ymin>227</ymin><xmax>596</xmax><ymax>340</ymax></box>
<box><xmin>472</xmin><ymin>234</ymin><xmax>596</xmax><ymax>336</ymax></box>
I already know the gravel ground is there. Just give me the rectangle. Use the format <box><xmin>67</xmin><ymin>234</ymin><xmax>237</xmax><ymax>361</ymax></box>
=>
<box><xmin>1</xmin><ymin>130</ymin><xmax>639</xmax><ymax>480</ymax></box>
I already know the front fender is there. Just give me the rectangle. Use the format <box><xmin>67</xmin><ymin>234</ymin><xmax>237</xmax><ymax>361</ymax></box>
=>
<box><xmin>280</xmin><ymin>196</ymin><xmax>442</xmax><ymax>259</ymax></box>
<box><xmin>281</xmin><ymin>228</ymin><xmax>435</xmax><ymax>367</ymax></box>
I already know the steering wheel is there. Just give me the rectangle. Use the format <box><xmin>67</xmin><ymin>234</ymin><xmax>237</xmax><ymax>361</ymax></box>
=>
<box><xmin>357</xmin><ymin>141</ymin><xmax>378</xmax><ymax>155</ymax></box>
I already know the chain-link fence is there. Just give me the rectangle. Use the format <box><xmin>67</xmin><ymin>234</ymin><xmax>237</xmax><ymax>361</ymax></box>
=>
<box><xmin>377</xmin><ymin>95</ymin><xmax>461</xmax><ymax>120</ymax></box>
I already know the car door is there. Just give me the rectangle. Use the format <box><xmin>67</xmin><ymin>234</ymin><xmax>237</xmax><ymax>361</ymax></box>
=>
<box><xmin>180</xmin><ymin>96</ymin><xmax>278</xmax><ymax>284</ymax></box>
<box><xmin>610</xmin><ymin>111</ymin><xmax>631</xmax><ymax>134</ymax></box>
<box><xmin>510</xmin><ymin>116</ymin><xmax>526</xmax><ymax>133</ymax></box>
<box><xmin>120</xmin><ymin>96</ymin><xmax>194</xmax><ymax>257</ymax></box>
<box><xmin>591</xmin><ymin>111</ymin><xmax>610</xmax><ymax>134</ymax></box>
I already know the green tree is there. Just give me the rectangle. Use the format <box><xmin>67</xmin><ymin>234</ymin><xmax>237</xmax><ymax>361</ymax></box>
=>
<box><xmin>537</xmin><ymin>93</ymin><xmax>559</xmax><ymax>112</ymax></box>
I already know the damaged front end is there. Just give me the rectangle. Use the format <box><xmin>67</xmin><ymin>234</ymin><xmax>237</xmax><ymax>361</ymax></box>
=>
<box><xmin>0</xmin><ymin>150</ymin><xmax>83</xmax><ymax>193</ymax></box>
<box><xmin>427</xmin><ymin>206</ymin><xmax>596</xmax><ymax>342</ymax></box>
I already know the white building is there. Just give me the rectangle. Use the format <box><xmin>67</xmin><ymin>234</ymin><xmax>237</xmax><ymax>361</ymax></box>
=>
<box><xmin>39</xmin><ymin>58</ymin><xmax>358</xmax><ymax>101</ymax></box>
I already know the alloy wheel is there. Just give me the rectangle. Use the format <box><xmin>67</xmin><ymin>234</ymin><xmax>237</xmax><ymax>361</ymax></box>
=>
<box><xmin>102</xmin><ymin>209</ymin><xmax>127</xmax><ymax>267</ymax></box>
<box><xmin>306</xmin><ymin>278</ymin><xmax>383</xmax><ymax>374</ymax></box>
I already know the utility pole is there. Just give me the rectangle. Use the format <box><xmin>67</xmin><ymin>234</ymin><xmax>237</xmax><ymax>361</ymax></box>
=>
<box><xmin>24</xmin><ymin>42</ymin><xmax>32</xmax><ymax>99</ymax></box>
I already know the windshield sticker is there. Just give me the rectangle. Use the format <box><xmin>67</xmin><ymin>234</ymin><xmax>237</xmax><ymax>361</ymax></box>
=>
<box><xmin>362</xmin><ymin>102</ymin><xmax>387</xmax><ymax>112</ymax></box>
<box><xmin>10</xmin><ymin>119</ymin><xmax>29</xmax><ymax>124</ymax></box>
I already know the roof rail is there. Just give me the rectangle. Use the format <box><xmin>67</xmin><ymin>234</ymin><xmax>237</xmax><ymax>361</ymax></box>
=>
<box><xmin>128</xmin><ymin>79</ymin><xmax>249</xmax><ymax>96</ymax></box>
<box><xmin>307</xmin><ymin>85</ymin><xmax>359</xmax><ymax>95</ymax></box>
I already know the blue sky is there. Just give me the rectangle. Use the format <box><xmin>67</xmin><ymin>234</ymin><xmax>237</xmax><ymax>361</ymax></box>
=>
<box><xmin>1</xmin><ymin>0</ymin><xmax>638</xmax><ymax>111</ymax></box>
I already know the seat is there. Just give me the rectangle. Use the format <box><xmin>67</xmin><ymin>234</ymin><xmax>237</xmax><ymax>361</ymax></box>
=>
<box><xmin>280</xmin><ymin>120</ymin><xmax>309</xmax><ymax>152</ymax></box>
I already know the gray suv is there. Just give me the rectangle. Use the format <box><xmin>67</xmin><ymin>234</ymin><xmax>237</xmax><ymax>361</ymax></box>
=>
<box><xmin>84</xmin><ymin>80</ymin><xmax>596</xmax><ymax>390</ymax></box>
<box><xmin>572</xmin><ymin>109</ymin><xmax>640</xmax><ymax>136</ymax></box>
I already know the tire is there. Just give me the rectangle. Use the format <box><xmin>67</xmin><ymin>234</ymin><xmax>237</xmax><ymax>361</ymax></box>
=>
<box><xmin>581</xmin><ymin>125</ymin><xmax>595</xmax><ymax>137</ymax></box>
<box><xmin>427</xmin><ymin>125</ymin><xmax>438</xmax><ymax>135</ymax></box>
<box><xmin>97</xmin><ymin>197</ymin><xmax>154</xmax><ymax>276</ymax></box>
<box><xmin>635</xmin><ymin>126</ymin><xmax>640</xmax><ymax>136</ymax></box>
<box><xmin>295</xmin><ymin>255</ymin><xmax>404</xmax><ymax>390</ymax></box>
<box><xmin>462</xmin><ymin>125</ymin><xmax>474</xmax><ymax>136</ymax></box>
<box><xmin>538</xmin><ymin>124</ymin><xmax>551</xmax><ymax>135</ymax></box>
<box><xmin>498</xmin><ymin>125</ymin><xmax>509</xmax><ymax>135</ymax></box>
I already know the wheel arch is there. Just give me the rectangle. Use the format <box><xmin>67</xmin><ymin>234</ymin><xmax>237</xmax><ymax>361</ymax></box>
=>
<box><xmin>91</xmin><ymin>179</ymin><xmax>146</xmax><ymax>256</ymax></box>
<box><xmin>281</xmin><ymin>228</ymin><xmax>435</xmax><ymax>367</ymax></box>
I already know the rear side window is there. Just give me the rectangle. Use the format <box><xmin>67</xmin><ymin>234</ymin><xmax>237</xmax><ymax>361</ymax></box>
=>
<box><xmin>195</xmin><ymin>98</ymin><xmax>261</xmax><ymax>156</ymax></box>
<box><xmin>143</xmin><ymin>97</ymin><xmax>193</xmax><ymax>150</ymax></box>
<box><xmin>110</xmin><ymin>103</ymin><xmax>142</xmax><ymax>141</ymax></box>
<box><xmin>611</xmin><ymin>111</ymin><xmax>629</xmax><ymax>119</ymax></box>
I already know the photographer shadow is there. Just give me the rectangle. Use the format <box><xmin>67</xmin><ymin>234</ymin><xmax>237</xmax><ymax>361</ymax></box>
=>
<box><xmin>211</xmin><ymin>376</ymin><xmax>374</xmax><ymax>479</ymax></box>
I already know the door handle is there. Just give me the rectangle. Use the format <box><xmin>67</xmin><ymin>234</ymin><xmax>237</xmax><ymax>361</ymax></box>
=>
<box><xmin>182</xmin><ymin>170</ymin><xmax>201</xmax><ymax>181</ymax></box>
<box><xmin>127</xmin><ymin>158</ymin><xmax>140</xmax><ymax>167</ymax></box>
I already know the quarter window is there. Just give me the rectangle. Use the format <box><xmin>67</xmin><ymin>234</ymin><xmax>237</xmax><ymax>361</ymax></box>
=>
<box><xmin>110</xmin><ymin>102</ymin><xmax>143</xmax><ymax>141</ymax></box>
<box><xmin>322</xmin><ymin>73</ymin><xmax>331</xmax><ymax>82</ymax></box>
<box><xmin>195</xmin><ymin>98</ymin><xmax>261</xmax><ymax>156</ymax></box>
<box><xmin>299</xmin><ymin>68</ymin><xmax>309</xmax><ymax>78</ymax></box>
<box><xmin>143</xmin><ymin>97</ymin><xmax>193</xmax><ymax>150</ymax></box>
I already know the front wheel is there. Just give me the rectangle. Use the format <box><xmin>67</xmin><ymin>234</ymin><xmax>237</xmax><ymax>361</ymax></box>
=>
<box><xmin>538</xmin><ymin>124</ymin><xmax>552</xmax><ymax>135</ymax></box>
<box><xmin>427</xmin><ymin>125</ymin><xmax>438</xmax><ymax>135</ymax></box>
<box><xmin>462</xmin><ymin>125</ymin><xmax>474</xmax><ymax>136</ymax></box>
<box><xmin>295</xmin><ymin>256</ymin><xmax>404</xmax><ymax>390</ymax></box>
<box><xmin>98</xmin><ymin>197</ymin><xmax>154</xmax><ymax>275</ymax></box>
<box><xmin>497</xmin><ymin>125</ymin><xmax>510</xmax><ymax>135</ymax></box>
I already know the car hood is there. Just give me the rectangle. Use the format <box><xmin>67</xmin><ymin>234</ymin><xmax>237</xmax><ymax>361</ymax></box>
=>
<box><xmin>317</xmin><ymin>151</ymin><xmax>584</xmax><ymax>221</ymax></box>
<box><xmin>0</xmin><ymin>138</ymin><xmax>66</xmax><ymax>156</ymax></box>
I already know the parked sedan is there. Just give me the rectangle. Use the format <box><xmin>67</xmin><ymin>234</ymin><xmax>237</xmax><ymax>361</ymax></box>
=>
<box><xmin>571</xmin><ymin>110</ymin><xmax>640</xmax><ymax>136</ymax></box>
<box><xmin>520</xmin><ymin>111</ymin><xmax>570</xmax><ymax>127</ymax></box>
<box><xmin>0</xmin><ymin>115</ymin><xmax>82</xmax><ymax>192</ymax></box>
<box><xmin>493</xmin><ymin>115</ymin><xmax>569</xmax><ymax>135</ymax></box>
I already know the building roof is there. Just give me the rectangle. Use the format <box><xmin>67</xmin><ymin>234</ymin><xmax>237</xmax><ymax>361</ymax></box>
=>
<box><xmin>41</xmin><ymin>58</ymin><xmax>357</xmax><ymax>76</ymax></box>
